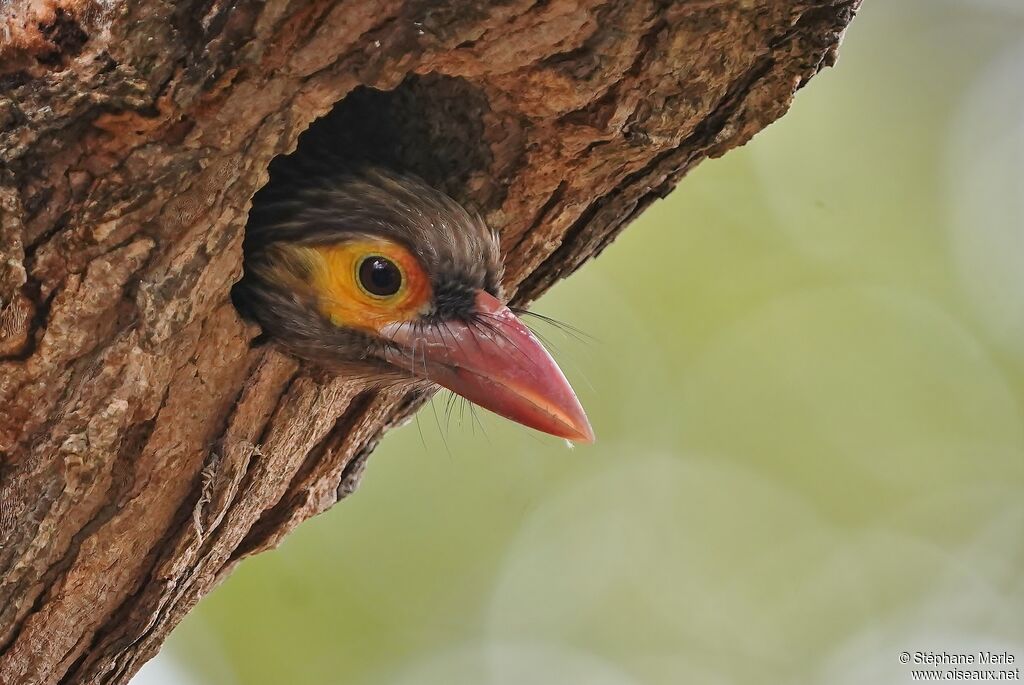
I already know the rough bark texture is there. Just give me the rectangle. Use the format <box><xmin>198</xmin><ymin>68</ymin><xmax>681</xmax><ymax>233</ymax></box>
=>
<box><xmin>0</xmin><ymin>1</ymin><xmax>859</xmax><ymax>682</ymax></box>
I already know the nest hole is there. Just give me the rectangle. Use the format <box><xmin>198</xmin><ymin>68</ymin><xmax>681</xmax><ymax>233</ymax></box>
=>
<box><xmin>234</xmin><ymin>74</ymin><xmax>498</xmax><ymax>332</ymax></box>
<box><xmin>254</xmin><ymin>74</ymin><xmax>494</xmax><ymax>212</ymax></box>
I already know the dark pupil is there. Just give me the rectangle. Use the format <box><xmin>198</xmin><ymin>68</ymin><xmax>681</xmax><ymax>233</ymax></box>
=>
<box><xmin>359</xmin><ymin>256</ymin><xmax>402</xmax><ymax>296</ymax></box>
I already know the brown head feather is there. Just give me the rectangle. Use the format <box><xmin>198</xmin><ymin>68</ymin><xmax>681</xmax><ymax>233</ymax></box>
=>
<box><xmin>235</xmin><ymin>169</ymin><xmax>504</xmax><ymax>379</ymax></box>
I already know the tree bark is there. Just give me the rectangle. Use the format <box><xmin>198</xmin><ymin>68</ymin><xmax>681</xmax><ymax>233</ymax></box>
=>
<box><xmin>0</xmin><ymin>1</ymin><xmax>859</xmax><ymax>682</ymax></box>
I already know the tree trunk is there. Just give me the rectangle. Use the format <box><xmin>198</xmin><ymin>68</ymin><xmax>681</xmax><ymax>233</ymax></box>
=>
<box><xmin>0</xmin><ymin>1</ymin><xmax>859</xmax><ymax>682</ymax></box>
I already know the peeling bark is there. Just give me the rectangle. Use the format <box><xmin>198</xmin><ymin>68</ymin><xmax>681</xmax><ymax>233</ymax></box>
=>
<box><xmin>0</xmin><ymin>1</ymin><xmax>859</xmax><ymax>682</ymax></box>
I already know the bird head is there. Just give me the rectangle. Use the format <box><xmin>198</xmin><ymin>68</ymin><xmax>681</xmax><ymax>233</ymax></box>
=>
<box><xmin>237</xmin><ymin>170</ymin><xmax>593</xmax><ymax>443</ymax></box>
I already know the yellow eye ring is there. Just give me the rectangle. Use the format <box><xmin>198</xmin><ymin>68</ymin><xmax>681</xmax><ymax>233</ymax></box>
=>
<box><xmin>355</xmin><ymin>254</ymin><xmax>404</xmax><ymax>298</ymax></box>
<box><xmin>286</xmin><ymin>239</ymin><xmax>432</xmax><ymax>332</ymax></box>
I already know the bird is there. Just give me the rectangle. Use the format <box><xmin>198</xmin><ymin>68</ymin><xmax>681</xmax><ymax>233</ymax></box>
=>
<box><xmin>234</xmin><ymin>167</ymin><xmax>593</xmax><ymax>443</ymax></box>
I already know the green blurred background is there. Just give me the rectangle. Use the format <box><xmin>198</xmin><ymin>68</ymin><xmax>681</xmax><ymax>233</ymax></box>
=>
<box><xmin>139</xmin><ymin>1</ymin><xmax>1024</xmax><ymax>683</ymax></box>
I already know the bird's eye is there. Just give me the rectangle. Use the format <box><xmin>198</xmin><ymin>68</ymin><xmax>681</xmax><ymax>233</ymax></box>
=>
<box><xmin>357</xmin><ymin>255</ymin><xmax>403</xmax><ymax>297</ymax></box>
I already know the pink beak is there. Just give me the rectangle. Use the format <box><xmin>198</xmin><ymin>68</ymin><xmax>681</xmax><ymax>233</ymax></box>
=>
<box><xmin>380</xmin><ymin>292</ymin><xmax>594</xmax><ymax>443</ymax></box>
